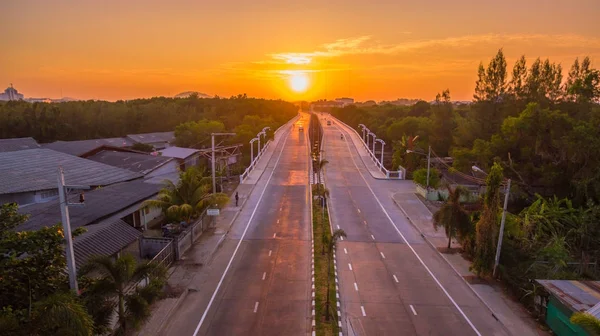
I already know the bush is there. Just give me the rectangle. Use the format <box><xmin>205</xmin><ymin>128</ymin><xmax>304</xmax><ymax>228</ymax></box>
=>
<box><xmin>413</xmin><ymin>167</ymin><xmax>440</xmax><ymax>189</ymax></box>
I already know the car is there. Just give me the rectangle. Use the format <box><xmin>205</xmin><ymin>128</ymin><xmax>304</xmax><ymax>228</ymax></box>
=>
<box><xmin>298</xmin><ymin>125</ymin><xmax>304</xmax><ymax>131</ymax></box>
<box><xmin>327</xmin><ymin>120</ymin><xmax>331</xmax><ymax>126</ymax></box>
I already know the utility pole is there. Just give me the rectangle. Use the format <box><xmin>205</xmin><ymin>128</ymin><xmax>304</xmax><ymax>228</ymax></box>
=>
<box><xmin>493</xmin><ymin>179</ymin><xmax>511</xmax><ymax>277</ymax></box>
<box><xmin>426</xmin><ymin>146</ymin><xmax>431</xmax><ymax>189</ymax></box>
<box><xmin>211</xmin><ymin>133</ymin><xmax>236</xmax><ymax>194</ymax></box>
<box><xmin>57</xmin><ymin>168</ymin><xmax>89</xmax><ymax>294</ymax></box>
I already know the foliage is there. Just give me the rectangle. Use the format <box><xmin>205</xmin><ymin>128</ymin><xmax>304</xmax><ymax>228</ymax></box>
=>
<box><xmin>412</xmin><ymin>167</ymin><xmax>440</xmax><ymax>189</ymax></box>
<box><xmin>78</xmin><ymin>254</ymin><xmax>166</xmax><ymax>334</ymax></box>
<box><xmin>571</xmin><ymin>312</ymin><xmax>600</xmax><ymax>335</ymax></box>
<box><xmin>433</xmin><ymin>186</ymin><xmax>473</xmax><ymax>249</ymax></box>
<box><xmin>174</xmin><ymin>119</ymin><xmax>225</xmax><ymax>148</ymax></box>
<box><xmin>143</xmin><ymin>166</ymin><xmax>229</xmax><ymax>222</ymax></box>
<box><xmin>131</xmin><ymin>143</ymin><xmax>155</xmax><ymax>152</ymax></box>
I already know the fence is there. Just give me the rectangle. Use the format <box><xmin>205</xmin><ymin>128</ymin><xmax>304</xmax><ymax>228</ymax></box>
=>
<box><xmin>174</xmin><ymin>208</ymin><xmax>211</xmax><ymax>259</ymax></box>
<box><xmin>332</xmin><ymin>116</ymin><xmax>405</xmax><ymax>179</ymax></box>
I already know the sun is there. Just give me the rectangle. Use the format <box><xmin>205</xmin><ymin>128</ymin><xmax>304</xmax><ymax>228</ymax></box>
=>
<box><xmin>289</xmin><ymin>73</ymin><xmax>309</xmax><ymax>93</ymax></box>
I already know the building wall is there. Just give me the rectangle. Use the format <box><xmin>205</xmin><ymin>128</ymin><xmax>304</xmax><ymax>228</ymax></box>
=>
<box><xmin>146</xmin><ymin>160</ymin><xmax>179</xmax><ymax>178</ymax></box>
<box><xmin>546</xmin><ymin>297</ymin><xmax>588</xmax><ymax>336</ymax></box>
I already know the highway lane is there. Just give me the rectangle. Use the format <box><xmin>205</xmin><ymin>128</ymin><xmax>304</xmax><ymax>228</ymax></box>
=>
<box><xmin>319</xmin><ymin>113</ymin><xmax>507</xmax><ymax>336</ymax></box>
<box><xmin>162</xmin><ymin>113</ymin><xmax>312</xmax><ymax>336</ymax></box>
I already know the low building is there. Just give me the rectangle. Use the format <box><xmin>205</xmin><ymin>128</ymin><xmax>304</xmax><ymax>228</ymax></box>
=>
<box><xmin>86</xmin><ymin>148</ymin><xmax>178</xmax><ymax>178</ymax></box>
<box><xmin>335</xmin><ymin>97</ymin><xmax>355</xmax><ymax>107</ymax></box>
<box><xmin>126</xmin><ymin>132</ymin><xmax>175</xmax><ymax>150</ymax></box>
<box><xmin>159</xmin><ymin>146</ymin><xmax>201</xmax><ymax>170</ymax></box>
<box><xmin>536</xmin><ymin>280</ymin><xmax>600</xmax><ymax>336</ymax></box>
<box><xmin>0</xmin><ymin>137</ymin><xmax>40</xmax><ymax>152</ymax></box>
<box><xmin>0</xmin><ymin>148</ymin><xmax>142</xmax><ymax>206</ymax></box>
<box><xmin>42</xmin><ymin>138</ymin><xmax>135</xmax><ymax>157</ymax></box>
<box><xmin>0</xmin><ymin>84</ymin><xmax>24</xmax><ymax>101</ymax></box>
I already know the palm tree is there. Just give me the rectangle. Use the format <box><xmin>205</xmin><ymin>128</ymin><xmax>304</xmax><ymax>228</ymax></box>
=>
<box><xmin>143</xmin><ymin>167</ymin><xmax>229</xmax><ymax>223</ymax></box>
<box><xmin>325</xmin><ymin>229</ymin><xmax>347</xmax><ymax>321</ymax></box>
<box><xmin>433</xmin><ymin>186</ymin><xmax>472</xmax><ymax>249</ymax></box>
<box><xmin>314</xmin><ymin>158</ymin><xmax>329</xmax><ymax>185</ymax></box>
<box><xmin>79</xmin><ymin>254</ymin><xmax>166</xmax><ymax>334</ymax></box>
<box><xmin>571</xmin><ymin>312</ymin><xmax>600</xmax><ymax>335</ymax></box>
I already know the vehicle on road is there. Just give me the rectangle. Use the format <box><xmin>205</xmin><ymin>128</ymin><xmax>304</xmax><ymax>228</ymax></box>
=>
<box><xmin>298</xmin><ymin>124</ymin><xmax>304</xmax><ymax>131</ymax></box>
<box><xmin>327</xmin><ymin>120</ymin><xmax>331</xmax><ymax>126</ymax></box>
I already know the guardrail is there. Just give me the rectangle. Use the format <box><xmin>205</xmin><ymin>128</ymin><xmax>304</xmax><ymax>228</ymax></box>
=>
<box><xmin>239</xmin><ymin>113</ymin><xmax>301</xmax><ymax>183</ymax></box>
<box><xmin>332</xmin><ymin>116</ymin><xmax>405</xmax><ymax>179</ymax></box>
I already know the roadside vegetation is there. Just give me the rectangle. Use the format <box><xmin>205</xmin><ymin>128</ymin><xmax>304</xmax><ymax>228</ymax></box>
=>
<box><xmin>330</xmin><ymin>51</ymin><xmax>600</xmax><ymax>313</ymax></box>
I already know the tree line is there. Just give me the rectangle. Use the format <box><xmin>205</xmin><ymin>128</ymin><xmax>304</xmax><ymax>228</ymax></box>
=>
<box><xmin>330</xmin><ymin>50</ymin><xmax>600</xmax><ymax>313</ymax></box>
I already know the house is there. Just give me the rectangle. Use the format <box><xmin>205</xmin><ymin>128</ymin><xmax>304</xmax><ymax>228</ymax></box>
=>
<box><xmin>42</xmin><ymin>137</ymin><xmax>135</xmax><ymax>157</ymax></box>
<box><xmin>73</xmin><ymin>219</ymin><xmax>143</xmax><ymax>270</ymax></box>
<box><xmin>159</xmin><ymin>146</ymin><xmax>201</xmax><ymax>170</ymax></box>
<box><xmin>85</xmin><ymin>148</ymin><xmax>179</xmax><ymax>178</ymax></box>
<box><xmin>0</xmin><ymin>148</ymin><xmax>141</xmax><ymax>206</ymax></box>
<box><xmin>126</xmin><ymin>132</ymin><xmax>175</xmax><ymax>150</ymax></box>
<box><xmin>0</xmin><ymin>137</ymin><xmax>40</xmax><ymax>152</ymax></box>
<box><xmin>536</xmin><ymin>280</ymin><xmax>600</xmax><ymax>336</ymax></box>
<box><xmin>18</xmin><ymin>179</ymin><xmax>163</xmax><ymax>232</ymax></box>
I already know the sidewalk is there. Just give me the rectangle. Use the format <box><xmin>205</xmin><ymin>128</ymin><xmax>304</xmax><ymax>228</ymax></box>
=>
<box><xmin>136</xmin><ymin>119</ymin><xmax>293</xmax><ymax>336</ymax></box>
<box><xmin>391</xmin><ymin>191</ymin><xmax>549</xmax><ymax>336</ymax></box>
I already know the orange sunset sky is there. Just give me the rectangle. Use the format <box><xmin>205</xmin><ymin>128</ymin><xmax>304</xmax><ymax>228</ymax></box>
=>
<box><xmin>2</xmin><ymin>0</ymin><xmax>600</xmax><ymax>102</ymax></box>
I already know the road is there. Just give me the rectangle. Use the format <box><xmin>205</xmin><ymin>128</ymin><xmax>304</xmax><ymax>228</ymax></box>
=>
<box><xmin>162</xmin><ymin>113</ymin><xmax>312</xmax><ymax>336</ymax></box>
<box><xmin>319</xmin><ymin>113</ymin><xmax>508</xmax><ymax>336</ymax></box>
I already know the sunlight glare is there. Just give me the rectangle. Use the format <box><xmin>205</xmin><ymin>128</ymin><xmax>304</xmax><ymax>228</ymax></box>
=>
<box><xmin>289</xmin><ymin>73</ymin><xmax>309</xmax><ymax>93</ymax></box>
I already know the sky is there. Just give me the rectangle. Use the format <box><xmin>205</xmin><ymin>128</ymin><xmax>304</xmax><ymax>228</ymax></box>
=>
<box><xmin>2</xmin><ymin>0</ymin><xmax>600</xmax><ymax>102</ymax></box>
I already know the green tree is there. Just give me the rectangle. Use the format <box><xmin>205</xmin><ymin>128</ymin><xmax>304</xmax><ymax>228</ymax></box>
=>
<box><xmin>412</xmin><ymin>167</ymin><xmax>440</xmax><ymax>189</ymax></box>
<box><xmin>174</xmin><ymin>119</ymin><xmax>225</xmax><ymax>148</ymax></box>
<box><xmin>473</xmin><ymin>162</ymin><xmax>504</xmax><ymax>275</ymax></box>
<box><xmin>314</xmin><ymin>158</ymin><xmax>329</xmax><ymax>185</ymax></box>
<box><xmin>79</xmin><ymin>254</ymin><xmax>166</xmax><ymax>334</ymax></box>
<box><xmin>433</xmin><ymin>186</ymin><xmax>472</xmax><ymax>249</ymax></box>
<box><xmin>143</xmin><ymin>167</ymin><xmax>229</xmax><ymax>222</ymax></box>
<box><xmin>430</xmin><ymin>89</ymin><xmax>455</xmax><ymax>156</ymax></box>
<box><xmin>571</xmin><ymin>312</ymin><xmax>600</xmax><ymax>335</ymax></box>
<box><xmin>325</xmin><ymin>229</ymin><xmax>346</xmax><ymax>321</ymax></box>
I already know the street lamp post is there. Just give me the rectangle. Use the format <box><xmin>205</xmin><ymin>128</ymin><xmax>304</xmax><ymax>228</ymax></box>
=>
<box><xmin>258</xmin><ymin>131</ymin><xmax>267</xmax><ymax>153</ymax></box>
<box><xmin>211</xmin><ymin>132</ymin><xmax>236</xmax><ymax>194</ymax></box>
<box><xmin>472</xmin><ymin>165</ymin><xmax>511</xmax><ymax>278</ymax></box>
<box><xmin>249</xmin><ymin>138</ymin><xmax>258</xmax><ymax>167</ymax></box>
<box><xmin>406</xmin><ymin>145</ymin><xmax>431</xmax><ymax>188</ymax></box>
<box><xmin>358</xmin><ymin>124</ymin><xmax>366</xmax><ymax>142</ymax></box>
<box><xmin>371</xmin><ymin>133</ymin><xmax>377</xmax><ymax>154</ymax></box>
<box><xmin>376</xmin><ymin>139</ymin><xmax>386</xmax><ymax>164</ymax></box>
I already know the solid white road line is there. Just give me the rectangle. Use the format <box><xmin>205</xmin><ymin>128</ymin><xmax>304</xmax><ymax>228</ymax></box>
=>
<box><xmin>254</xmin><ymin>302</ymin><xmax>259</xmax><ymax>313</ymax></box>
<box><xmin>393</xmin><ymin>275</ymin><xmax>399</xmax><ymax>283</ymax></box>
<box><xmin>338</xmin><ymin>123</ymin><xmax>483</xmax><ymax>336</ymax></box>
<box><xmin>344</xmin><ymin>248</ymin><xmax>348</xmax><ymax>254</ymax></box>
<box><xmin>380</xmin><ymin>252</ymin><xmax>386</xmax><ymax>259</ymax></box>
<box><xmin>410</xmin><ymin>305</ymin><xmax>418</xmax><ymax>316</ymax></box>
<box><xmin>262</xmin><ymin>272</ymin><xmax>266</xmax><ymax>280</ymax></box>
<box><xmin>354</xmin><ymin>282</ymin><xmax>359</xmax><ymax>291</ymax></box>
<box><xmin>273</xmin><ymin>233</ymin><xmax>276</xmax><ymax>238</ymax></box>
<box><xmin>192</xmin><ymin>126</ymin><xmax>293</xmax><ymax>336</ymax></box>
<box><xmin>361</xmin><ymin>306</ymin><xmax>366</xmax><ymax>317</ymax></box>
<box><xmin>370</xmin><ymin>234</ymin><xmax>375</xmax><ymax>240</ymax></box>
<box><xmin>268</xmin><ymin>250</ymin><xmax>272</xmax><ymax>256</ymax></box>
<box><xmin>348</xmin><ymin>263</ymin><xmax>353</xmax><ymax>271</ymax></box>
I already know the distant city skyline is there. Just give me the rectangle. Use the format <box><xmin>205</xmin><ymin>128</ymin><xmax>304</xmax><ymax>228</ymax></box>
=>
<box><xmin>2</xmin><ymin>0</ymin><xmax>599</xmax><ymax>102</ymax></box>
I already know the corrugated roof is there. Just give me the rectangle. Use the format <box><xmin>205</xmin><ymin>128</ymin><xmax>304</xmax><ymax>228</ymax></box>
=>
<box><xmin>126</xmin><ymin>132</ymin><xmax>175</xmax><ymax>145</ymax></box>
<box><xmin>536</xmin><ymin>280</ymin><xmax>600</xmax><ymax>312</ymax></box>
<box><xmin>0</xmin><ymin>137</ymin><xmax>40</xmax><ymax>152</ymax></box>
<box><xmin>87</xmin><ymin>150</ymin><xmax>174</xmax><ymax>175</ymax></box>
<box><xmin>17</xmin><ymin>179</ymin><xmax>160</xmax><ymax>231</ymax></box>
<box><xmin>159</xmin><ymin>146</ymin><xmax>200</xmax><ymax>159</ymax></box>
<box><xmin>0</xmin><ymin>149</ymin><xmax>142</xmax><ymax>194</ymax></box>
<box><xmin>73</xmin><ymin>219</ymin><xmax>142</xmax><ymax>270</ymax></box>
<box><xmin>42</xmin><ymin>138</ymin><xmax>134</xmax><ymax>156</ymax></box>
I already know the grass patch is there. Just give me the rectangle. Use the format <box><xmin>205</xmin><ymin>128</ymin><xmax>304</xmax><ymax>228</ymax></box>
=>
<box><xmin>312</xmin><ymin>184</ymin><xmax>339</xmax><ymax>336</ymax></box>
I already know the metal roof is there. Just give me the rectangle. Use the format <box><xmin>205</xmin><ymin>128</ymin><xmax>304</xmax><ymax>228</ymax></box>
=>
<box><xmin>126</xmin><ymin>132</ymin><xmax>175</xmax><ymax>145</ymax></box>
<box><xmin>536</xmin><ymin>280</ymin><xmax>600</xmax><ymax>312</ymax></box>
<box><xmin>159</xmin><ymin>146</ymin><xmax>200</xmax><ymax>159</ymax></box>
<box><xmin>42</xmin><ymin>138</ymin><xmax>134</xmax><ymax>156</ymax></box>
<box><xmin>73</xmin><ymin>219</ymin><xmax>142</xmax><ymax>270</ymax></box>
<box><xmin>17</xmin><ymin>179</ymin><xmax>160</xmax><ymax>232</ymax></box>
<box><xmin>86</xmin><ymin>150</ymin><xmax>174</xmax><ymax>175</ymax></box>
<box><xmin>0</xmin><ymin>137</ymin><xmax>40</xmax><ymax>152</ymax></box>
<box><xmin>0</xmin><ymin>148</ymin><xmax>142</xmax><ymax>194</ymax></box>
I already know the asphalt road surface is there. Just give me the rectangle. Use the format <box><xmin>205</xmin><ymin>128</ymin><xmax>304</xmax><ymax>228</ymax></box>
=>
<box><xmin>319</xmin><ymin>113</ymin><xmax>508</xmax><ymax>336</ymax></box>
<box><xmin>162</xmin><ymin>114</ymin><xmax>312</xmax><ymax>336</ymax></box>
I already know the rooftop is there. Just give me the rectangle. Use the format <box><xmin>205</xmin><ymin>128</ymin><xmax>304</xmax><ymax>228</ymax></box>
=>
<box><xmin>126</xmin><ymin>132</ymin><xmax>175</xmax><ymax>145</ymax></box>
<box><xmin>42</xmin><ymin>137</ymin><xmax>135</xmax><ymax>156</ymax></box>
<box><xmin>73</xmin><ymin>219</ymin><xmax>142</xmax><ymax>270</ymax></box>
<box><xmin>159</xmin><ymin>146</ymin><xmax>200</xmax><ymax>159</ymax></box>
<box><xmin>536</xmin><ymin>280</ymin><xmax>600</xmax><ymax>312</ymax></box>
<box><xmin>86</xmin><ymin>149</ymin><xmax>174</xmax><ymax>175</ymax></box>
<box><xmin>17</xmin><ymin>179</ymin><xmax>161</xmax><ymax>231</ymax></box>
<box><xmin>0</xmin><ymin>149</ymin><xmax>142</xmax><ymax>195</ymax></box>
<box><xmin>0</xmin><ymin>137</ymin><xmax>40</xmax><ymax>152</ymax></box>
